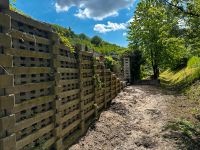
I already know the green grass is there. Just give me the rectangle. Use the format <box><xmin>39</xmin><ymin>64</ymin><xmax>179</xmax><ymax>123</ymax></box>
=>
<box><xmin>164</xmin><ymin>119</ymin><xmax>200</xmax><ymax>149</ymax></box>
<box><xmin>160</xmin><ymin>56</ymin><xmax>200</xmax><ymax>90</ymax></box>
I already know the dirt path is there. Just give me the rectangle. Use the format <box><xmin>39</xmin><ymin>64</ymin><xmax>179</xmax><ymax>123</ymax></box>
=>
<box><xmin>70</xmin><ymin>85</ymin><xmax>185</xmax><ymax>150</ymax></box>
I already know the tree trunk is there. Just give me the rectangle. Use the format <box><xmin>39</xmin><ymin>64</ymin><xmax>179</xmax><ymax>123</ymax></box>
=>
<box><xmin>153</xmin><ymin>64</ymin><xmax>159</xmax><ymax>79</ymax></box>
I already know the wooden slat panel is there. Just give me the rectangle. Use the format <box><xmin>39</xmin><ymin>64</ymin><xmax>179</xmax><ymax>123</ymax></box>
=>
<box><xmin>42</xmin><ymin>137</ymin><xmax>56</xmax><ymax>149</ymax></box>
<box><xmin>7</xmin><ymin>67</ymin><xmax>51</xmax><ymax>74</ymax></box>
<box><xmin>10</xmin><ymin>29</ymin><xmax>50</xmax><ymax>45</ymax></box>
<box><xmin>82</xmin><ymin>60</ymin><xmax>92</xmax><ymax>65</ymax></box>
<box><xmin>6</xmin><ymin>82</ymin><xmax>53</xmax><ymax>94</ymax></box>
<box><xmin>5</xmin><ymin>48</ymin><xmax>51</xmax><ymax>59</ymax></box>
<box><xmin>56</xmin><ymin>55</ymin><xmax>77</xmax><ymax>63</ymax></box>
<box><xmin>59</xmin><ymin>99</ymin><xmax>80</xmax><ymax>111</ymax></box>
<box><xmin>81</xmin><ymin>51</ymin><xmax>93</xmax><ymax>57</ymax></box>
<box><xmin>83</xmin><ymin>86</ymin><xmax>93</xmax><ymax>92</ymax></box>
<box><xmin>60</xmin><ymin>110</ymin><xmax>80</xmax><ymax>124</ymax></box>
<box><xmin>63</xmin><ymin>129</ymin><xmax>81</xmax><ymax>148</ymax></box>
<box><xmin>61</xmin><ymin>120</ymin><xmax>81</xmax><ymax>137</ymax></box>
<box><xmin>8</xmin><ymin>11</ymin><xmax>52</xmax><ymax>32</ymax></box>
<box><xmin>81</xmin><ymin>69</ymin><xmax>93</xmax><ymax>73</ymax></box>
<box><xmin>58</xmin><ymin>89</ymin><xmax>80</xmax><ymax>99</ymax></box>
<box><xmin>14</xmin><ymin>95</ymin><xmax>54</xmax><ymax>113</ymax></box>
<box><xmin>57</xmin><ymin>68</ymin><xmax>79</xmax><ymax>73</ymax></box>
<box><xmin>16</xmin><ymin>124</ymin><xmax>54</xmax><ymax>150</ymax></box>
<box><xmin>56</xmin><ymin>79</ymin><xmax>79</xmax><ymax>86</ymax></box>
<box><xmin>83</xmin><ymin>93</ymin><xmax>94</xmax><ymax>101</ymax></box>
<box><xmin>82</xmin><ymin>77</ymin><xmax>93</xmax><ymax>82</ymax></box>
<box><xmin>84</xmin><ymin>101</ymin><xmax>94</xmax><ymax>110</ymax></box>
<box><xmin>85</xmin><ymin>109</ymin><xmax>95</xmax><ymax>119</ymax></box>
<box><xmin>15</xmin><ymin>110</ymin><xmax>54</xmax><ymax>132</ymax></box>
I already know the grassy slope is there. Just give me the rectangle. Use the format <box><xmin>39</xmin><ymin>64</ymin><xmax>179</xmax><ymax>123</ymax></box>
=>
<box><xmin>160</xmin><ymin>56</ymin><xmax>200</xmax><ymax>91</ymax></box>
<box><xmin>160</xmin><ymin>57</ymin><xmax>200</xmax><ymax>149</ymax></box>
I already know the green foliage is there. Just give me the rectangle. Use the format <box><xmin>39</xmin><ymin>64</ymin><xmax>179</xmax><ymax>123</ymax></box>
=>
<box><xmin>164</xmin><ymin>119</ymin><xmax>200</xmax><ymax>149</ymax></box>
<box><xmin>93</xmin><ymin>74</ymin><xmax>104</xmax><ymax>89</ymax></box>
<box><xmin>51</xmin><ymin>24</ymin><xmax>126</xmax><ymax>57</ymax></box>
<box><xmin>129</xmin><ymin>50</ymin><xmax>145</xmax><ymax>82</ymax></box>
<box><xmin>104</xmin><ymin>56</ymin><xmax>119</xmax><ymax>71</ymax></box>
<box><xmin>52</xmin><ymin>25</ymin><xmax>74</xmax><ymax>52</ymax></box>
<box><xmin>91</xmin><ymin>36</ymin><xmax>102</xmax><ymax>47</ymax></box>
<box><xmin>187</xmin><ymin>81</ymin><xmax>200</xmax><ymax>102</ymax></box>
<box><xmin>128</xmin><ymin>0</ymin><xmax>189</xmax><ymax>78</ymax></box>
<box><xmin>160</xmin><ymin>57</ymin><xmax>200</xmax><ymax>90</ymax></box>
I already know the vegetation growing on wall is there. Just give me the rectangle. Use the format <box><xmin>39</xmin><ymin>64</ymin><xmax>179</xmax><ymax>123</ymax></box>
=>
<box><xmin>51</xmin><ymin>24</ymin><xmax>126</xmax><ymax>56</ymax></box>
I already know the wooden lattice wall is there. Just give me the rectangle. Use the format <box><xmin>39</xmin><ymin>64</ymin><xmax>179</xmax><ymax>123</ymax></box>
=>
<box><xmin>0</xmin><ymin>10</ymin><xmax>126</xmax><ymax>150</ymax></box>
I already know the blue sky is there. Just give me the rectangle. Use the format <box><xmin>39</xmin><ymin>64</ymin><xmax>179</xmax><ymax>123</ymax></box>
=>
<box><xmin>14</xmin><ymin>0</ymin><xmax>140</xmax><ymax>47</ymax></box>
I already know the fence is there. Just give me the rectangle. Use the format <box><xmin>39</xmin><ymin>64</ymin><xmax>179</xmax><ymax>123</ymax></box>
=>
<box><xmin>0</xmin><ymin>9</ymin><xmax>125</xmax><ymax>150</ymax></box>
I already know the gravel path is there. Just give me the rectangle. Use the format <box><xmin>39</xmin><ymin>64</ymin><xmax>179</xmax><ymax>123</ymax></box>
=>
<box><xmin>70</xmin><ymin>85</ymin><xmax>185</xmax><ymax>150</ymax></box>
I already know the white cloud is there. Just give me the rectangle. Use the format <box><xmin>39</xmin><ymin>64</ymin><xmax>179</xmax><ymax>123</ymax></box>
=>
<box><xmin>55</xmin><ymin>3</ymin><xmax>69</xmax><ymax>13</ymax></box>
<box><xmin>55</xmin><ymin>0</ymin><xmax>134</xmax><ymax>20</ymax></box>
<box><xmin>123</xmin><ymin>32</ymin><xmax>127</xmax><ymax>36</ymax></box>
<box><xmin>94</xmin><ymin>21</ymin><xmax>127</xmax><ymax>33</ymax></box>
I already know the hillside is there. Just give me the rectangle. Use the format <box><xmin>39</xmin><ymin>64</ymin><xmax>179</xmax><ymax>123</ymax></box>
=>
<box><xmin>51</xmin><ymin>24</ymin><xmax>127</xmax><ymax>56</ymax></box>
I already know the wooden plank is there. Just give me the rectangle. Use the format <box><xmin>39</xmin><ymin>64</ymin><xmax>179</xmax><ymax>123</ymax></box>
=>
<box><xmin>5</xmin><ymin>48</ymin><xmax>51</xmax><ymax>59</ymax></box>
<box><xmin>83</xmin><ymin>85</ymin><xmax>93</xmax><ymax>92</ymax></box>
<box><xmin>85</xmin><ymin>109</ymin><xmax>95</xmax><ymax>119</ymax></box>
<box><xmin>81</xmin><ymin>69</ymin><xmax>93</xmax><ymax>73</ymax></box>
<box><xmin>56</xmin><ymin>55</ymin><xmax>77</xmax><ymax>63</ymax></box>
<box><xmin>81</xmin><ymin>51</ymin><xmax>93</xmax><ymax>57</ymax></box>
<box><xmin>0</xmin><ymin>115</ymin><xmax>15</xmax><ymax>133</ymax></box>
<box><xmin>61</xmin><ymin>120</ymin><xmax>81</xmax><ymax>137</ymax></box>
<box><xmin>60</xmin><ymin>110</ymin><xmax>80</xmax><ymax>124</ymax></box>
<box><xmin>0</xmin><ymin>75</ymin><xmax>13</xmax><ymax>88</ymax></box>
<box><xmin>0</xmin><ymin>13</ymin><xmax>10</xmax><ymax>27</ymax></box>
<box><xmin>15</xmin><ymin>110</ymin><xmax>54</xmax><ymax>132</ymax></box>
<box><xmin>81</xmin><ymin>60</ymin><xmax>92</xmax><ymax>65</ymax></box>
<box><xmin>0</xmin><ymin>95</ymin><xmax>14</xmax><ymax>111</ymax></box>
<box><xmin>14</xmin><ymin>95</ymin><xmax>54</xmax><ymax>113</ymax></box>
<box><xmin>42</xmin><ymin>137</ymin><xmax>56</xmax><ymax>150</ymax></box>
<box><xmin>57</xmin><ymin>68</ymin><xmax>79</xmax><ymax>73</ymax></box>
<box><xmin>63</xmin><ymin>129</ymin><xmax>82</xmax><ymax>148</ymax></box>
<box><xmin>98</xmin><ymin>103</ymin><xmax>104</xmax><ymax>110</ymax></box>
<box><xmin>16</xmin><ymin>124</ymin><xmax>54</xmax><ymax>150</ymax></box>
<box><xmin>6</xmin><ymin>82</ymin><xmax>53</xmax><ymax>94</ymax></box>
<box><xmin>82</xmin><ymin>77</ymin><xmax>92</xmax><ymax>82</ymax></box>
<box><xmin>0</xmin><ymin>54</ymin><xmax>12</xmax><ymax>67</ymax></box>
<box><xmin>8</xmin><ymin>10</ymin><xmax>52</xmax><ymax>32</ymax></box>
<box><xmin>0</xmin><ymin>33</ymin><xmax>11</xmax><ymax>48</ymax></box>
<box><xmin>10</xmin><ymin>29</ymin><xmax>50</xmax><ymax>45</ymax></box>
<box><xmin>58</xmin><ymin>89</ymin><xmax>80</xmax><ymax>99</ymax></box>
<box><xmin>84</xmin><ymin>101</ymin><xmax>94</xmax><ymax>110</ymax></box>
<box><xmin>56</xmin><ymin>79</ymin><xmax>79</xmax><ymax>86</ymax></box>
<box><xmin>7</xmin><ymin>67</ymin><xmax>51</xmax><ymax>74</ymax></box>
<box><xmin>83</xmin><ymin>93</ymin><xmax>94</xmax><ymax>101</ymax></box>
<box><xmin>0</xmin><ymin>134</ymin><xmax>16</xmax><ymax>150</ymax></box>
<box><xmin>59</xmin><ymin>99</ymin><xmax>80</xmax><ymax>111</ymax></box>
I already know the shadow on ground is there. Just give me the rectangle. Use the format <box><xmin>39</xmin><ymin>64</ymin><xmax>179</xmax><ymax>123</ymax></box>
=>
<box><xmin>163</xmin><ymin>119</ymin><xmax>200</xmax><ymax>150</ymax></box>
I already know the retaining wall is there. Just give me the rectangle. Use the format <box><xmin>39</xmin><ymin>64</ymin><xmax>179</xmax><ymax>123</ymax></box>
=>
<box><xmin>0</xmin><ymin>10</ymin><xmax>125</xmax><ymax>150</ymax></box>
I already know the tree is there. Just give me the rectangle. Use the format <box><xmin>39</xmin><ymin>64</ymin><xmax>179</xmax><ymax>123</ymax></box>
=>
<box><xmin>130</xmin><ymin>50</ymin><xmax>145</xmax><ymax>82</ymax></box>
<box><xmin>79</xmin><ymin>33</ymin><xmax>89</xmax><ymax>40</ymax></box>
<box><xmin>128</xmin><ymin>0</ymin><xmax>187</xmax><ymax>79</ymax></box>
<box><xmin>91</xmin><ymin>36</ymin><xmax>102</xmax><ymax>47</ymax></box>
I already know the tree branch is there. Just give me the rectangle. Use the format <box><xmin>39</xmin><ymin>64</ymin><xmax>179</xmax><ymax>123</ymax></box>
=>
<box><xmin>161</xmin><ymin>0</ymin><xmax>200</xmax><ymax>17</ymax></box>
